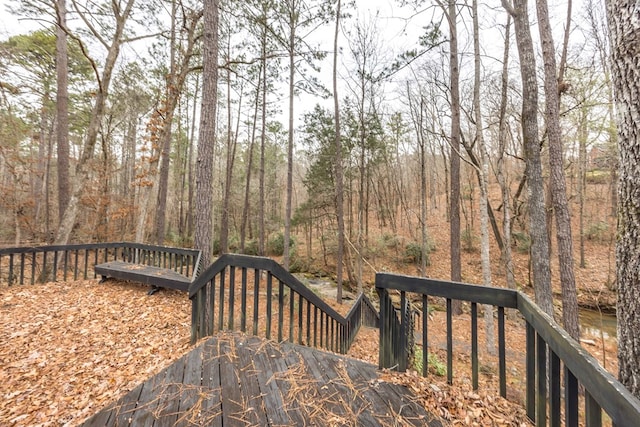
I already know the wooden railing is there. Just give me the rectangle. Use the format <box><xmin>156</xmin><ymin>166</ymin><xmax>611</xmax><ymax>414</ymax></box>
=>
<box><xmin>376</xmin><ymin>272</ymin><xmax>640</xmax><ymax>426</ymax></box>
<box><xmin>189</xmin><ymin>253</ymin><xmax>378</xmax><ymax>354</ymax></box>
<box><xmin>0</xmin><ymin>242</ymin><xmax>202</xmax><ymax>286</ymax></box>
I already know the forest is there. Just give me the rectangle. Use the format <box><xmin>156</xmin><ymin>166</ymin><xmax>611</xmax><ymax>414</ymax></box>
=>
<box><xmin>3</xmin><ymin>0</ymin><xmax>640</xmax><ymax>410</ymax></box>
<box><xmin>0</xmin><ymin>0</ymin><xmax>615</xmax><ymax>270</ymax></box>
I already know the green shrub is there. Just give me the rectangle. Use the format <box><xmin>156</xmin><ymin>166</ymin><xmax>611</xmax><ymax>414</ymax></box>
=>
<box><xmin>462</xmin><ymin>228</ymin><xmax>477</xmax><ymax>253</ymax></box>
<box><xmin>586</xmin><ymin>170</ymin><xmax>610</xmax><ymax>184</ymax></box>
<box><xmin>404</xmin><ymin>241</ymin><xmax>434</xmax><ymax>266</ymax></box>
<box><xmin>586</xmin><ymin>221</ymin><xmax>611</xmax><ymax>243</ymax></box>
<box><xmin>266</xmin><ymin>233</ymin><xmax>283</xmax><ymax>255</ymax></box>
<box><xmin>412</xmin><ymin>347</ymin><xmax>446</xmax><ymax>376</ymax></box>
<box><xmin>512</xmin><ymin>231</ymin><xmax>531</xmax><ymax>254</ymax></box>
<box><xmin>243</xmin><ymin>239</ymin><xmax>260</xmax><ymax>255</ymax></box>
<box><xmin>380</xmin><ymin>233</ymin><xmax>401</xmax><ymax>250</ymax></box>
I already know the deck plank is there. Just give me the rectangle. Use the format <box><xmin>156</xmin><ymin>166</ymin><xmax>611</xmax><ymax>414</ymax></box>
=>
<box><xmin>80</xmin><ymin>333</ymin><xmax>444</xmax><ymax>427</ymax></box>
<box><xmin>200</xmin><ymin>339</ymin><xmax>223</xmax><ymax>427</ymax></box>
<box><xmin>234</xmin><ymin>338</ymin><xmax>269</xmax><ymax>426</ymax></box>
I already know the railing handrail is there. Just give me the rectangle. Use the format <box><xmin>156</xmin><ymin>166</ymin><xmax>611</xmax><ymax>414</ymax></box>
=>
<box><xmin>376</xmin><ymin>272</ymin><xmax>519</xmax><ymax>308</ymax></box>
<box><xmin>517</xmin><ymin>292</ymin><xmax>640</xmax><ymax>422</ymax></box>
<box><xmin>375</xmin><ymin>272</ymin><xmax>640</xmax><ymax>426</ymax></box>
<box><xmin>189</xmin><ymin>253</ymin><xmax>347</xmax><ymax>326</ymax></box>
<box><xmin>1</xmin><ymin>242</ymin><xmax>203</xmax><ymax>285</ymax></box>
<box><xmin>0</xmin><ymin>242</ymin><xmax>201</xmax><ymax>258</ymax></box>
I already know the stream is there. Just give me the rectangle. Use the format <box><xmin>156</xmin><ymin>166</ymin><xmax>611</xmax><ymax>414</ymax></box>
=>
<box><xmin>579</xmin><ymin>308</ymin><xmax>617</xmax><ymax>341</ymax></box>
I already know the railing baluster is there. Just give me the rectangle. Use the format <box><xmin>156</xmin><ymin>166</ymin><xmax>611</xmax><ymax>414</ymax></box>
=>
<box><xmin>550</xmin><ymin>350</ymin><xmax>561</xmax><ymax>427</ymax></box>
<box><xmin>208</xmin><ymin>277</ymin><xmax>215</xmax><ymax>335</ymax></box>
<box><xmin>278</xmin><ymin>279</ymin><xmax>284</xmax><ymax>342</ymax></box>
<box><xmin>42</xmin><ymin>252</ymin><xmax>47</xmax><ymax>284</ymax></box>
<box><xmin>422</xmin><ymin>294</ymin><xmax>428</xmax><ymax>377</ymax></box>
<box><xmin>74</xmin><ymin>250</ymin><xmax>79</xmax><ymax>280</ymax></box>
<box><xmin>537</xmin><ymin>333</ymin><xmax>547</xmax><ymax>427</ymax></box>
<box><xmin>289</xmin><ymin>288</ymin><xmax>294</xmax><ymax>343</ymax></box>
<box><xmin>31</xmin><ymin>252</ymin><xmax>36</xmax><ymax>285</ymax></box>
<box><xmin>253</xmin><ymin>269</ymin><xmax>259</xmax><ymax>336</ymax></box>
<box><xmin>9</xmin><ymin>254</ymin><xmax>14</xmax><ymax>285</ymax></box>
<box><xmin>298</xmin><ymin>293</ymin><xmax>303</xmax><ymax>345</ymax></box>
<box><xmin>446</xmin><ymin>298</ymin><xmax>453</xmax><ymax>385</ymax></box>
<box><xmin>53</xmin><ymin>251</ymin><xmax>59</xmax><ymax>282</ymax></box>
<box><xmin>399</xmin><ymin>291</ymin><xmax>407</xmax><ymax>371</ymax></box>
<box><xmin>219</xmin><ymin>268</ymin><xmax>226</xmax><ymax>331</ymax></box>
<box><xmin>266</xmin><ymin>273</ymin><xmax>272</xmax><ymax>340</ymax></box>
<box><xmin>240</xmin><ymin>267</ymin><xmax>247</xmax><ymax>333</ymax></box>
<box><xmin>471</xmin><ymin>302</ymin><xmax>478</xmax><ymax>390</ymax></box>
<box><xmin>63</xmin><ymin>250</ymin><xmax>68</xmax><ymax>281</ymax></box>
<box><xmin>585</xmin><ymin>390</ymin><xmax>602</xmax><ymax>427</ymax></box>
<box><xmin>565</xmin><ymin>367</ymin><xmax>578</xmax><ymax>427</ymax></box>
<box><xmin>306</xmin><ymin>300</ymin><xmax>311</xmax><ymax>346</ymax></box>
<box><xmin>498</xmin><ymin>306</ymin><xmax>506</xmax><ymax>398</ymax></box>
<box><xmin>228</xmin><ymin>266</ymin><xmax>235</xmax><ymax>330</ymax></box>
<box><xmin>526</xmin><ymin>322</ymin><xmax>536</xmax><ymax>422</ymax></box>
<box><xmin>20</xmin><ymin>253</ymin><xmax>25</xmax><ymax>285</ymax></box>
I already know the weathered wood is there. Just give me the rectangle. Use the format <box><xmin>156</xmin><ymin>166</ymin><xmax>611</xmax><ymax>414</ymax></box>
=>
<box><xmin>81</xmin><ymin>333</ymin><xmax>443</xmax><ymax>426</ymax></box>
<box><xmin>95</xmin><ymin>260</ymin><xmax>191</xmax><ymax>291</ymax></box>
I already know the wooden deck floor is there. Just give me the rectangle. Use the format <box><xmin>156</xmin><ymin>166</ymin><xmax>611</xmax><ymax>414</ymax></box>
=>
<box><xmin>80</xmin><ymin>333</ymin><xmax>444</xmax><ymax>426</ymax></box>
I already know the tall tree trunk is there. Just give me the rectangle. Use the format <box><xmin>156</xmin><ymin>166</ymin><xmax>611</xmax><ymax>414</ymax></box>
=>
<box><xmin>445</xmin><ymin>0</ymin><xmax>462</xmax><ymax>315</ymax></box>
<box><xmin>187</xmin><ymin>74</ymin><xmax>199</xmax><ymax>239</ymax></box>
<box><xmin>194</xmin><ymin>0</ymin><xmax>220</xmax><ymax>261</ymax></box>
<box><xmin>283</xmin><ymin>4</ymin><xmax>297</xmax><ymax>270</ymax></box>
<box><xmin>607</xmin><ymin>0</ymin><xmax>640</xmax><ymax>399</ymax></box>
<box><xmin>241</xmin><ymin>68</ymin><xmax>261</xmax><ymax>253</ymax></box>
<box><xmin>154</xmin><ymin>7</ymin><xmax>201</xmax><ymax>245</ymax></box>
<box><xmin>259</xmin><ymin>24</ymin><xmax>267</xmax><ymax>255</ymax></box>
<box><xmin>503</xmin><ymin>0</ymin><xmax>554</xmax><ymax>316</ymax></box>
<box><xmin>55</xmin><ymin>0</ymin><xmax>136</xmax><ymax>245</ymax></box>
<box><xmin>472</xmin><ymin>0</ymin><xmax>495</xmax><ymax>355</ymax></box>
<box><xmin>333</xmin><ymin>0</ymin><xmax>345</xmax><ymax>302</ymax></box>
<box><xmin>497</xmin><ymin>14</ymin><xmax>516</xmax><ymax>291</ymax></box>
<box><xmin>536</xmin><ymin>0</ymin><xmax>579</xmax><ymax>340</ymax></box>
<box><xmin>56</xmin><ymin>0</ymin><xmax>70</xmax><ymax>224</ymax></box>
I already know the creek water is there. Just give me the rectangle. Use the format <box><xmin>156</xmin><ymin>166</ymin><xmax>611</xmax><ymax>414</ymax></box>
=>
<box><xmin>578</xmin><ymin>309</ymin><xmax>617</xmax><ymax>341</ymax></box>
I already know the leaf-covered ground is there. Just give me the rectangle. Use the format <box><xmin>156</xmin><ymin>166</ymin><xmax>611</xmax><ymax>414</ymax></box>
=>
<box><xmin>2</xmin><ymin>277</ymin><xmax>613</xmax><ymax>426</ymax></box>
<box><xmin>1</xmin><ymin>280</ymin><xmax>192</xmax><ymax>426</ymax></box>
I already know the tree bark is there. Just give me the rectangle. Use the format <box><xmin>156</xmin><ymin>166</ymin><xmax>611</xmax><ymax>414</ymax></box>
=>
<box><xmin>503</xmin><ymin>0</ymin><xmax>554</xmax><ymax>316</ymax></box>
<box><xmin>497</xmin><ymin>14</ymin><xmax>516</xmax><ymax>291</ymax></box>
<box><xmin>536</xmin><ymin>0</ymin><xmax>580</xmax><ymax>340</ymax></box>
<box><xmin>606</xmin><ymin>0</ymin><xmax>640</xmax><ymax>399</ymax></box>
<box><xmin>55</xmin><ymin>0</ymin><xmax>70</xmax><ymax>224</ymax></box>
<box><xmin>194</xmin><ymin>0</ymin><xmax>220</xmax><ymax>261</ymax></box>
<box><xmin>446</xmin><ymin>0</ymin><xmax>462</xmax><ymax>315</ymax></box>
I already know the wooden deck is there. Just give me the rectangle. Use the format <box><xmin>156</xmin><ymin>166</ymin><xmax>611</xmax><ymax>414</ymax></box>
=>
<box><xmin>80</xmin><ymin>333</ymin><xmax>444</xmax><ymax>427</ymax></box>
<box><xmin>95</xmin><ymin>261</ymin><xmax>192</xmax><ymax>291</ymax></box>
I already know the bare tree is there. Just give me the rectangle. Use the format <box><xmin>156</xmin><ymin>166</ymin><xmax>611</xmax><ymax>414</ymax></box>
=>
<box><xmin>496</xmin><ymin>15</ymin><xmax>516</xmax><ymax>291</ymax></box>
<box><xmin>333</xmin><ymin>0</ymin><xmax>345</xmax><ymax>302</ymax></box>
<box><xmin>194</xmin><ymin>0</ymin><xmax>220</xmax><ymax>260</ymax></box>
<box><xmin>471</xmin><ymin>0</ymin><xmax>495</xmax><ymax>354</ymax></box>
<box><xmin>55</xmin><ymin>0</ymin><xmax>138</xmax><ymax>244</ymax></box>
<box><xmin>535</xmin><ymin>0</ymin><xmax>579</xmax><ymax>340</ymax></box>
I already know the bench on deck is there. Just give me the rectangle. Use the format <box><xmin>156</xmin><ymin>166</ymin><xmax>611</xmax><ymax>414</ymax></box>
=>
<box><xmin>94</xmin><ymin>244</ymin><xmax>202</xmax><ymax>294</ymax></box>
<box><xmin>95</xmin><ymin>261</ymin><xmax>192</xmax><ymax>292</ymax></box>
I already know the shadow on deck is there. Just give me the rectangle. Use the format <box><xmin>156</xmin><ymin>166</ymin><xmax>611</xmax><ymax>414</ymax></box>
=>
<box><xmin>81</xmin><ymin>333</ymin><xmax>444</xmax><ymax>426</ymax></box>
